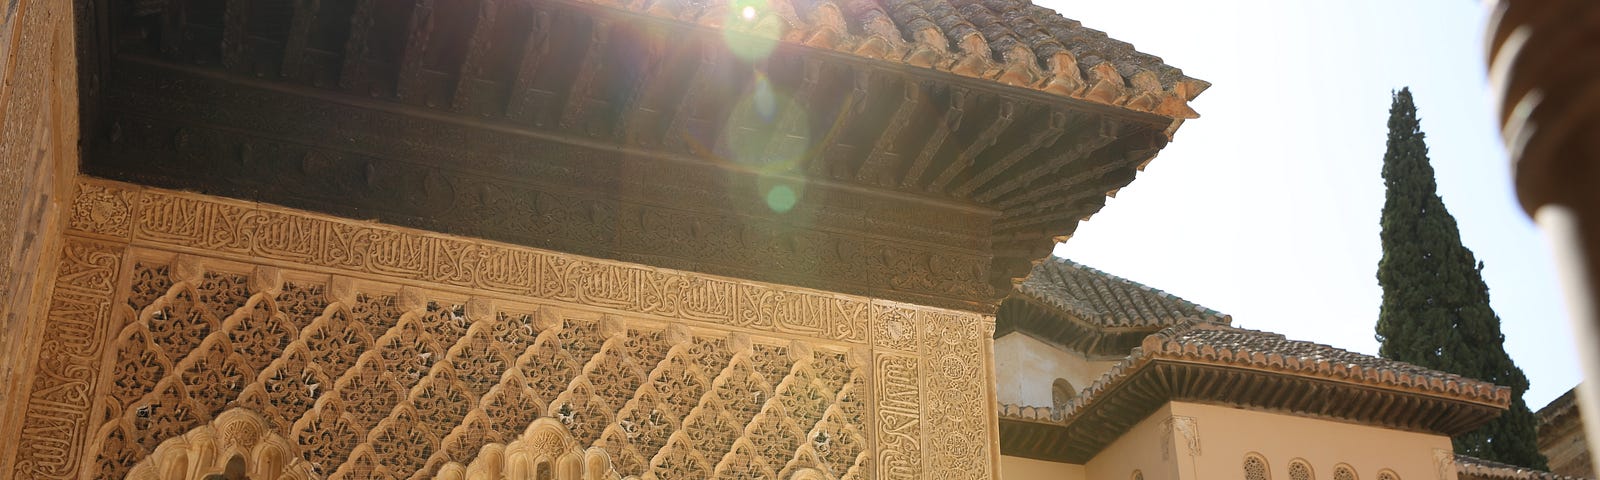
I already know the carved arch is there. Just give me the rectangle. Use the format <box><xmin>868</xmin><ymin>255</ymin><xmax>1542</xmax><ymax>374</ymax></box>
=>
<box><xmin>789</xmin><ymin>467</ymin><xmax>829</xmax><ymax>480</ymax></box>
<box><xmin>125</xmin><ymin>408</ymin><xmax>316</xmax><ymax>480</ymax></box>
<box><xmin>434</xmin><ymin>417</ymin><xmax>629</xmax><ymax>480</ymax></box>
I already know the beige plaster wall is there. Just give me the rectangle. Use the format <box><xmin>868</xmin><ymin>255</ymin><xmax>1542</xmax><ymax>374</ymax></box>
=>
<box><xmin>1165</xmin><ymin>401</ymin><xmax>1455</xmax><ymax>480</ymax></box>
<box><xmin>1000</xmin><ymin>455</ymin><xmax>1087</xmax><ymax>480</ymax></box>
<box><xmin>994</xmin><ymin>332</ymin><xmax>1119</xmax><ymax>407</ymax></box>
<box><xmin>1086</xmin><ymin>403</ymin><xmax>1182</xmax><ymax>480</ymax></box>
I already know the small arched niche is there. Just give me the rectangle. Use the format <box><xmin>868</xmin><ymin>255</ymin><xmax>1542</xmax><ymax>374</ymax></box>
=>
<box><xmin>1288</xmin><ymin>458</ymin><xmax>1314</xmax><ymax>480</ymax></box>
<box><xmin>1244</xmin><ymin>453</ymin><xmax>1271</xmax><ymax>480</ymax></box>
<box><xmin>1333</xmin><ymin>464</ymin><xmax>1358</xmax><ymax>480</ymax></box>
<box><xmin>1051</xmin><ymin>378</ymin><xmax>1077</xmax><ymax>409</ymax></box>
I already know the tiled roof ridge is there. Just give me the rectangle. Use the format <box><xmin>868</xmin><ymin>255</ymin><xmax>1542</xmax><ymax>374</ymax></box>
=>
<box><xmin>580</xmin><ymin>0</ymin><xmax>1208</xmax><ymax>118</ymax></box>
<box><xmin>1015</xmin><ymin>256</ymin><xmax>1231</xmax><ymax>330</ymax></box>
<box><xmin>1054</xmin><ymin>257</ymin><xmax>1231</xmax><ymax>321</ymax></box>
<box><xmin>998</xmin><ymin>322</ymin><xmax>1513</xmax><ymax>425</ymax></box>
<box><xmin>1456</xmin><ymin>454</ymin><xmax>1592</xmax><ymax>480</ymax></box>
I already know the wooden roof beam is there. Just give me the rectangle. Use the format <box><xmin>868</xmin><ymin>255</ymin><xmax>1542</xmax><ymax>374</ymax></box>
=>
<box><xmin>975</xmin><ymin>118</ymin><xmax>1119</xmax><ymax>204</ymax></box>
<box><xmin>281</xmin><ymin>0</ymin><xmax>321</xmax><ymax>79</ymax></box>
<box><xmin>560</xmin><ymin>18</ymin><xmax>611</xmax><ymax>130</ymax></box>
<box><xmin>664</xmin><ymin>45</ymin><xmax>715</xmax><ymax>150</ymax></box>
<box><xmin>221</xmin><ymin>0</ymin><xmax>250</xmax><ymax>72</ymax></box>
<box><xmin>927</xmin><ymin>100</ymin><xmax>1016</xmax><ymax>194</ymax></box>
<box><xmin>160</xmin><ymin>0</ymin><xmax>185</xmax><ymax>58</ymax></box>
<box><xmin>993</xmin><ymin>198</ymin><xmax>1102</xmax><ymax>233</ymax></box>
<box><xmin>808</xmin><ymin>69</ymin><xmax>873</xmax><ymax>177</ymax></box>
<box><xmin>506</xmin><ymin>8</ymin><xmax>553</xmax><ymax>121</ymax></box>
<box><xmin>954</xmin><ymin>110</ymin><xmax>1068</xmax><ymax>198</ymax></box>
<box><xmin>855</xmin><ymin>78</ymin><xmax>922</xmax><ymax>186</ymax></box>
<box><xmin>997</xmin><ymin>156</ymin><xmax>1133</xmax><ymax>213</ymax></box>
<box><xmin>451</xmin><ymin>0</ymin><xmax>500</xmax><ymax>112</ymax></box>
<box><xmin>609</xmin><ymin>28</ymin><xmax>667</xmax><ymax>142</ymax></box>
<box><xmin>899</xmin><ymin>87</ymin><xmax>968</xmax><ymax>189</ymax></box>
<box><xmin>396</xmin><ymin>0</ymin><xmax>438</xmax><ymax>103</ymax></box>
<box><xmin>339</xmin><ymin>0</ymin><xmax>380</xmax><ymax>92</ymax></box>
<box><xmin>760</xmin><ymin>57</ymin><xmax>826</xmax><ymax>164</ymax></box>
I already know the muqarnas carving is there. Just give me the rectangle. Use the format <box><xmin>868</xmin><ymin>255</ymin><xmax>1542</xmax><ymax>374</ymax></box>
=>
<box><xmin>126</xmin><ymin>408</ymin><xmax>315</xmax><ymax>480</ymax></box>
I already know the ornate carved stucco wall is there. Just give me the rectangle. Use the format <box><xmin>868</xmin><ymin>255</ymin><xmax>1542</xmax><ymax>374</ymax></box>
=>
<box><xmin>6</xmin><ymin>177</ymin><xmax>998</xmax><ymax>480</ymax></box>
<box><xmin>0</xmin><ymin>0</ymin><xmax>79</xmax><ymax>472</ymax></box>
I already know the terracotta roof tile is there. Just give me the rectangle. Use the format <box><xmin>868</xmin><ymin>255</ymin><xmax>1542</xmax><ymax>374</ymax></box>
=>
<box><xmin>1015</xmin><ymin>256</ymin><xmax>1230</xmax><ymax>330</ymax></box>
<box><xmin>591</xmin><ymin>0</ymin><xmax>1208</xmax><ymax>117</ymax></box>
<box><xmin>1457</xmin><ymin>455</ymin><xmax>1592</xmax><ymax>480</ymax></box>
<box><xmin>1001</xmin><ymin>322</ymin><xmax>1512</xmax><ymax>425</ymax></box>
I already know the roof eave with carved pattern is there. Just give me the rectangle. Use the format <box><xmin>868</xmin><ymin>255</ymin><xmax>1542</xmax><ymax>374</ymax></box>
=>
<box><xmin>603</xmin><ymin>0</ymin><xmax>1210</xmax><ymax>121</ymax></box>
<box><xmin>997</xmin><ymin>323</ymin><xmax>1513</xmax><ymax>463</ymax></box>
<box><xmin>77</xmin><ymin>0</ymin><xmax>1209</xmax><ymax>313</ymax></box>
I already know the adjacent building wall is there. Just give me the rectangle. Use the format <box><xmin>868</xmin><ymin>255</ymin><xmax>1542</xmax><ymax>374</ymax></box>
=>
<box><xmin>0</xmin><ymin>0</ymin><xmax>79</xmax><ymax>473</ymax></box>
<box><xmin>994</xmin><ymin>332</ymin><xmax>1119</xmax><ymax>407</ymax></box>
<box><xmin>1538</xmin><ymin>388</ymin><xmax>1592</xmax><ymax>477</ymax></box>
<box><xmin>1166</xmin><ymin>401</ymin><xmax>1455</xmax><ymax>480</ymax></box>
<box><xmin>1001</xmin><ymin>455</ymin><xmax>1087</xmax><ymax>480</ymax></box>
<box><xmin>1086</xmin><ymin>403</ymin><xmax>1182</xmax><ymax>480</ymax></box>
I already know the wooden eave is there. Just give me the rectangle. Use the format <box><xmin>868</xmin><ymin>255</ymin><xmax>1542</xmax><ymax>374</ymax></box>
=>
<box><xmin>994</xmin><ymin>295</ymin><xmax>1163</xmax><ymax>358</ymax></box>
<box><xmin>73</xmin><ymin>0</ymin><xmax>1196</xmax><ymax>313</ymax></box>
<box><xmin>998</xmin><ymin>357</ymin><xmax>1510</xmax><ymax>464</ymax></box>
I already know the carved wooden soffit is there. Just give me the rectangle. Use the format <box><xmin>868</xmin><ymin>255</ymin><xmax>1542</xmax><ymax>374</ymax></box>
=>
<box><xmin>81</xmin><ymin>0</ymin><xmax>1203</xmax><ymax>311</ymax></box>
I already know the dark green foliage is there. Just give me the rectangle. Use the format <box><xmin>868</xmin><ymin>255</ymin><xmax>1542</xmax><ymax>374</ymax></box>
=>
<box><xmin>1375</xmin><ymin>88</ymin><xmax>1547</xmax><ymax>470</ymax></box>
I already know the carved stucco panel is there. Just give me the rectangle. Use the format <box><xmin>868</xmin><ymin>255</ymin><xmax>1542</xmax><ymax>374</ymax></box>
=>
<box><xmin>13</xmin><ymin>237</ymin><xmax>124</xmax><ymax>479</ymax></box>
<box><xmin>5</xmin><ymin>177</ymin><xmax>997</xmax><ymax>480</ymax></box>
<box><xmin>921</xmin><ymin>311</ymin><xmax>992</xmax><ymax>480</ymax></box>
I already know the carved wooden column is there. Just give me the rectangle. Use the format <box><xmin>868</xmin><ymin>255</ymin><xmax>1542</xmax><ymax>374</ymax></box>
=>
<box><xmin>1488</xmin><ymin>2</ymin><xmax>1600</xmax><ymax>476</ymax></box>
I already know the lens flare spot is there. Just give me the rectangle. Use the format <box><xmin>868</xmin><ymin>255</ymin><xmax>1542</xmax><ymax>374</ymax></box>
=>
<box><xmin>766</xmin><ymin>185</ymin><xmax>798</xmax><ymax>213</ymax></box>
<box><xmin>720</xmin><ymin>76</ymin><xmax>808</xmax><ymax>171</ymax></box>
<box><xmin>722</xmin><ymin>0</ymin><xmax>779</xmax><ymax>63</ymax></box>
<box><xmin>753</xmin><ymin>76</ymin><xmax>777</xmax><ymax>120</ymax></box>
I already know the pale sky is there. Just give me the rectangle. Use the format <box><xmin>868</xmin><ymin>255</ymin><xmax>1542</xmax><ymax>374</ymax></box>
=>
<box><xmin>1041</xmin><ymin>0</ymin><xmax>1580</xmax><ymax>409</ymax></box>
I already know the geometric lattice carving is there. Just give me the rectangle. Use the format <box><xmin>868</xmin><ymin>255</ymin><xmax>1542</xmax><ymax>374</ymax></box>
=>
<box><xmin>1245</xmin><ymin>454</ymin><xmax>1271</xmax><ymax>480</ymax></box>
<box><xmin>88</xmin><ymin>255</ymin><xmax>872</xmax><ymax>480</ymax></box>
<box><xmin>15</xmin><ymin>179</ymin><xmax>998</xmax><ymax>480</ymax></box>
<box><xmin>1289</xmin><ymin>460</ymin><xmax>1313</xmax><ymax>480</ymax></box>
<box><xmin>125</xmin><ymin>408</ymin><xmax>315</xmax><ymax>480</ymax></box>
<box><xmin>1334</xmin><ymin>465</ymin><xmax>1357</xmax><ymax>480</ymax></box>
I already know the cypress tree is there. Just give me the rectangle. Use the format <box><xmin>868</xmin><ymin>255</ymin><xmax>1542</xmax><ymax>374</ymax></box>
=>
<box><xmin>1375</xmin><ymin>87</ymin><xmax>1546</xmax><ymax>469</ymax></box>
